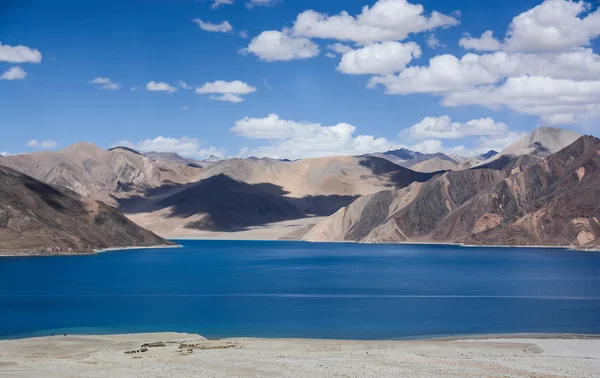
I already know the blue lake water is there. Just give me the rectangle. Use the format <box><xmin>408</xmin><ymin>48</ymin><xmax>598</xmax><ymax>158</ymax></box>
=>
<box><xmin>1</xmin><ymin>240</ymin><xmax>600</xmax><ymax>340</ymax></box>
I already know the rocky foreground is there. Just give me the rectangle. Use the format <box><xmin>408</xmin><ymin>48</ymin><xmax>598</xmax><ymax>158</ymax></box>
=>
<box><xmin>0</xmin><ymin>333</ymin><xmax>598</xmax><ymax>377</ymax></box>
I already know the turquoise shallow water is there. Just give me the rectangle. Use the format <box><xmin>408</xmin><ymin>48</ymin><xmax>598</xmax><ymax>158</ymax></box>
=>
<box><xmin>1</xmin><ymin>240</ymin><xmax>600</xmax><ymax>339</ymax></box>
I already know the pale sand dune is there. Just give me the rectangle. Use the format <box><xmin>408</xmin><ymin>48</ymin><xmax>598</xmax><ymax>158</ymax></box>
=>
<box><xmin>126</xmin><ymin>212</ymin><xmax>325</xmax><ymax>240</ymax></box>
<box><xmin>1</xmin><ymin>333</ymin><xmax>599</xmax><ymax>377</ymax></box>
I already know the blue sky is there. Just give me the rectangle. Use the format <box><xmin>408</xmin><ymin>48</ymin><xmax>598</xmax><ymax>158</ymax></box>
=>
<box><xmin>1</xmin><ymin>0</ymin><xmax>599</xmax><ymax>159</ymax></box>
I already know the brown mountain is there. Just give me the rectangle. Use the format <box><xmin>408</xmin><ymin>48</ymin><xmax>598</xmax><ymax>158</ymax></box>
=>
<box><xmin>301</xmin><ymin>136</ymin><xmax>600</xmax><ymax>248</ymax></box>
<box><xmin>0</xmin><ymin>165</ymin><xmax>173</xmax><ymax>256</ymax></box>
<box><xmin>0</xmin><ymin>143</ymin><xmax>202</xmax><ymax>206</ymax></box>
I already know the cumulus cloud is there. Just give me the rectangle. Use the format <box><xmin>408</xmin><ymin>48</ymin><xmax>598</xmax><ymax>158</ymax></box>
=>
<box><xmin>88</xmin><ymin>77</ymin><xmax>120</xmax><ymax>90</ymax></box>
<box><xmin>364</xmin><ymin>1</ymin><xmax>600</xmax><ymax>125</ymax></box>
<box><xmin>196</xmin><ymin>80</ymin><xmax>256</xmax><ymax>94</ymax></box>
<box><xmin>503</xmin><ymin>0</ymin><xmax>600</xmax><ymax>53</ymax></box>
<box><xmin>292</xmin><ymin>0</ymin><xmax>459</xmax><ymax>44</ymax></box>
<box><xmin>25</xmin><ymin>140</ymin><xmax>58</xmax><ymax>148</ymax></box>
<box><xmin>441</xmin><ymin>76</ymin><xmax>600</xmax><ymax>122</ymax></box>
<box><xmin>241</xmin><ymin>30</ymin><xmax>319</xmax><ymax>61</ymax></box>
<box><xmin>113</xmin><ymin>136</ymin><xmax>225</xmax><ymax>158</ymax></box>
<box><xmin>337</xmin><ymin>41</ymin><xmax>422</xmax><ymax>75</ymax></box>
<box><xmin>409</xmin><ymin>116</ymin><xmax>509</xmax><ymax>139</ymax></box>
<box><xmin>192</xmin><ymin>19</ymin><xmax>233</xmax><ymax>33</ymax></box>
<box><xmin>196</xmin><ymin>80</ymin><xmax>255</xmax><ymax>102</ymax></box>
<box><xmin>1</xmin><ymin>66</ymin><xmax>27</xmax><ymax>80</ymax></box>
<box><xmin>232</xmin><ymin>114</ymin><xmax>399</xmax><ymax>159</ymax></box>
<box><xmin>368</xmin><ymin>53</ymin><xmax>499</xmax><ymax>94</ymax></box>
<box><xmin>0</xmin><ymin>42</ymin><xmax>42</xmax><ymax>63</ymax></box>
<box><xmin>146</xmin><ymin>81</ymin><xmax>177</xmax><ymax>93</ymax></box>
<box><xmin>459</xmin><ymin>30</ymin><xmax>501</xmax><ymax>51</ymax></box>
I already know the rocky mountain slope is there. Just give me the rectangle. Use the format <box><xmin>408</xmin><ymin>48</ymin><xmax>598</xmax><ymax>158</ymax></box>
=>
<box><xmin>476</xmin><ymin>127</ymin><xmax>581</xmax><ymax>170</ymax></box>
<box><xmin>0</xmin><ymin>143</ymin><xmax>202</xmax><ymax>206</ymax></box>
<box><xmin>301</xmin><ymin>135</ymin><xmax>600</xmax><ymax>248</ymax></box>
<box><xmin>121</xmin><ymin>157</ymin><xmax>440</xmax><ymax>233</ymax></box>
<box><xmin>0</xmin><ymin>165</ymin><xmax>172</xmax><ymax>255</ymax></box>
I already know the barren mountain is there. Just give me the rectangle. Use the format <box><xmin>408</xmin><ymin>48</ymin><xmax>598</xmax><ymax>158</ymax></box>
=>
<box><xmin>200</xmin><ymin>155</ymin><xmax>436</xmax><ymax>198</ymax></box>
<box><xmin>122</xmin><ymin>174</ymin><xmax>304</xmax><ymax>232</ymax></box>
<box><xmin>301</xmin><ymin>136</ymin><xmax>600</xmax><ymax>248</ymax></box>
<box><xmin>409</xmin><ymin>156</ymin><xmax>458</xmax><ymax>173</ymax></box>
<box><xmin>476</xmin><ymin>127</ymin><xmax>581</xmax><ymax>170</ymax></box>
<box><xmin>144</xmin><ymin>151</ymin><xmax>203</xmax><ymax>168</ymax></box>
<box><xmin>0</xmin><ymin>165</ymin><xmax>172</xmax><ymax>255</ymax></box>
<box><xmin>0</xmin><ymin>143</ymin><xmax>202</xmax><ymax>206</ymax></box>
<box><xmin>122</xmin><ymin>157</ymin><xmax>439</xmax><ymax>234</ymax></box>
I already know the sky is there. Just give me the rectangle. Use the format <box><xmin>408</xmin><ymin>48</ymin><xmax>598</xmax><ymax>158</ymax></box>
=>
<box><xmin>1</xmin><ymin>0</ymin><xmax>599</xmax><ymax>159</ymax></box>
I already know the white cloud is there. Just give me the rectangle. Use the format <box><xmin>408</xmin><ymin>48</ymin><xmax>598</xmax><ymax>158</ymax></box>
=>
<box><xmin>337</xmin><ymin>41</ymin><xmax>421</xmax><ymax>75</ymax></box>
<box><xmin>181</xmin><ymin>106</ymin><xmax>190</xmax><ymax>111</ymax></box>
<box><xmin>503</xmin><ymin>0</ymin><xmax>600</xmax><ymax>53</ymax></box>
<box><xmin>25</xmin><ymin>140</ymin><xmax>58</xmax><ymax>148</ymax></box>
<box><xmin>0</xmin><ymin>66</ymin><xmax>26</xmax><ymax>80</ymax></box>
<box><xmin>292</xmin><ymin>0</ymin><xmax>460</xmax><ymax>44</ymax></box>
<box><xmin>210</xmin><ymin>93</ymin><xmax>245</xmax><ymax>103</ymax></box>
<box><xmin>179</xmin><ymin>80</ymin><xmax>191</xmax><ymax>90</ymax></box>
<box><xmin>0</xmin><ymin>42</ymin><xmax>42</xmax><ymax>63</ymax></box>
<box><xmin>326</xmin><ymin>52</ymin><xmax>336</xmax><ymax>58</ymax></box>
<box><xmin>409</xmin><ymin>116</ymin><xmax>508</xmax><ymax>139</ymax></box>
<box><xmin>146</xmin><ymin>81</ymin><xmax>177</xmax><ymax>93</ymax></box>
<box><xmin>459</xmin><ymin>30</ymin><xmax>501</xmax><ymax>51</ymax></box>
<box><xmin>241</xmin><ymin>30</ymin><xmax>319</xmax><ymax>61</ymax></box>
<box><xmin>88</xmin><ymin>77</ymin><xmax>120</xmax><ymax>90</ymax></box>
<box><xmin>210</xmin><ymin>0</ymin><xmax>233</xmax><ymax>9</ymax></box>
<box><xmin>196</xmin><ymin>80</ymin><xmax>256</xmax><ymax>94</ymax></box>
<box><xmin>441</xmin><ymin>76</ymin><xmax>600</xmax><ymax>123</ymax></box>
<box><xmin>196</xmin><ymin>80</ymin><xmax>255</xmax><ymax>103</ymax></box>
<box><xmin>364</xmin><ymin>1</ymin><xmax>600</xmax><ymax>125</ymax></box>
<box><xmin>426</xmin><ymin>34</ymin><xmax>441</xmax><ymax>49</ymax></box>
<box><xmin>368</xmin><ymin>53</ymin><xmax>499</xmax><ymax>94</ymax></box>
<box><xmin>0</xmin><ymin>152</ymin><xmax>11</xmax><ymax>156</ymax></box>
<box><xmin>233</xmin><ymin>114</ymin><xmax>399</xmax><ymax>159</ymax></box>
<box><xmin>192</xmin><ymin>19</ymin><xmax>233</xmax><ymax>33</ymax></box>
<box><xmin>239</xmin><ymin>30</ymin><xmax>249</xmax><ymax>38</ymax></box>
<box><xmin>328</xmin><ymin>43</ymin><xmax>353</xmax><ymax>54</ymax></box>
<box><xmin>113</xmin><ymin>136</ymin><xmax>225</xmax><ymax>158</ymax></box>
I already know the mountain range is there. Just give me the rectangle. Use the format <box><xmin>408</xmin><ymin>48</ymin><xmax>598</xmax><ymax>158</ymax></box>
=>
<box><xmin>1</xmin><ymin>126</ymin><xmax>597</xmax><ymax>254</ymax></box>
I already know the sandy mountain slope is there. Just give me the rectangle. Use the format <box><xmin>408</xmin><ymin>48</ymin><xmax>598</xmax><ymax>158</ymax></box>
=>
<box><xmin>123</xmin><ymin>174</ymin><xmax>304</xmax><ymax>231</ymax></box>
<box><xmin>0</xmin><ymin>143</ymin><xmax>202</xmax><ymax>206</ymax></box>
<box><xmin>122</xmin><ymin>157</ymin><xmax>439</xmax><ymax>234</ymax></box>
<box><xmin>200</xmin><ymin>155</ymin><xmax>436</xmax><ymax>198</ymax></box>
<box><xmin>476</xmin><ymin>127</ymin><xmax>581</xmax><ymax>170</ymax></box>
<box><xmin>0</xmin><ymin>165</ymin><xmax>172</xmax><ymax>255</ymax></box>
<box><xmin>410</xmin><ymin>157</ymin><xmax>458</xmax><ymax>173</ymax></box>
<box><xmin>302</xmin><ymin>136</ymin><xmax>600</xmax><ymax>248</ymax></box>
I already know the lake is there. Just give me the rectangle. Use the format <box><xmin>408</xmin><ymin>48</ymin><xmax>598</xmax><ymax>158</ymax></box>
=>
<box><xmin>1</xmin><ymin>240</ymin><xmax>600</xmax><ymax>340</ymax></box>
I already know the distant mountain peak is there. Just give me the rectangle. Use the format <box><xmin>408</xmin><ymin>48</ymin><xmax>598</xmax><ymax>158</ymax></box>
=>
<box><xmin>202</xmin><ymin>155</ymin><xmax>223</xmax><ymax>162</ymax></box>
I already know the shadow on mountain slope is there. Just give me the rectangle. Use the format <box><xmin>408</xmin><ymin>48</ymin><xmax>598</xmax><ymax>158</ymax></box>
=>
<box><xmin>118</xmin><ymin>174</ymin><xmax>357</xmax><ymax>231</ymax></box>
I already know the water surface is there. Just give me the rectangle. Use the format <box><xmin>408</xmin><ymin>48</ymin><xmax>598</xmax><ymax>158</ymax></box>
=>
<box><xmin>1</xmin><ymin>240</ymin><xmax>600</xmax><ymax>339</ymax></box>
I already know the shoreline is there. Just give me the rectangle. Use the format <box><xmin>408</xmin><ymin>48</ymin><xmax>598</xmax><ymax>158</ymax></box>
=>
<box><xmin>0</xmin><ymin>243</ymin><xmax>182</xmax><ymax>258</ymax></box>
<box><xmin>3</xmin><ymin>331</ymin><xmax>600</xmax><ymax>342</ymax></box>
<box><xmin>2</xmin><ymin>332</ymin><xmax>599</xmax><ymax>377</ymax></box>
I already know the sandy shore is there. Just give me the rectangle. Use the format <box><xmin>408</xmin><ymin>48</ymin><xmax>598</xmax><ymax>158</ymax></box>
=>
<box><xmin>124</xmin><ymin>214</ymin><xmax>326</xmax><ymax>240</ymax></box>
<box><xmin>1</xmin><ymin>333</ymin><xmax>599</xmax><ymax>377</ymax></box>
